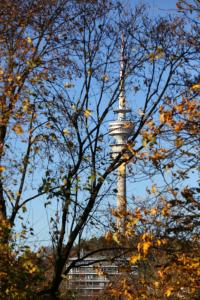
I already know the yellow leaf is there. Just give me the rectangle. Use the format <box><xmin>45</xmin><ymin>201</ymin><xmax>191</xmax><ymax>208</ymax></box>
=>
<box><xmin>156</xmin><ymin>239</ymin><xmax>162</xmax><ymax>246</ymax></box>
<box><xmin>142</xmin><ymin>241</ymin><xmax>151</xmax><ymax>255</ymax></box>
<box><xmin>22</xmin><ymin>99</ymin><xmax>30</xmax><ymax>112</ymax></box>
<box><xmin>12</xmin><ymin>124</ymin><xmax>24</xmax><ymax>135</ymax></box>
<box><xmin>63</xmin><ymin>178</ymin><xmax>67</xmax><ymax>185</ymax></box>
<box><xmin>101</xmin><ymin>74</ymin><xmax>109</xmax><ymax>81</ymax></box>
<box><xmin>16</xmin><ymin>75</ymin><xmax>21</xmax><ymax>81</ymax></box>
<box><xmin>151</xmin><ymin>184</ymin><xmax>157</xmax><ymax>193</ymax></box>
<box><xmin>142</xmin><ymin>138</ymin><xmax>147</xmax><ymax>148</ymax></box>
<box><xmin>161</xmin><ymin>207</ymin><xmax>169</xmax><ymax>216</ymax></box>
<box><xmin>0</xmin><ymin>166</ymin><xmax>5</xmax><ymax>172</ymax></box>
<box><xmin>84</xmin><ymin>109</ymin><xmax>91</xmax><ymax>118</ymax></box>
<box><xmin>112</xmin><ymin>232</ymin><xmax>120</xmax><ymax>244</ymax></box>
<box><xmin>29</xmin><ymin>266</ymin><xmax>37</xmax><ymax>273</ymax></box>
<box><xmin>7</xmin><ymin>75</ymin><xmax>13</xmax><ymax>82</ymax></box>
<box><xmin>63</xmin><ymin>129</ymin><xmax>69</xmax><ymax>136</ymax></box>
<box><xmin>165</xmin><ymin>288</ymin><xmax>173</xmax><ymax>297</ymax></box>
<box><xmin>129</xmin><ymin>254</ymin><xmax>140</xmax><ymax>264</ymax></box>
<box><xmin>27</xmin><ymin>36</ymin><xmax>32</xmax><ymax>44</ymax></box>
<box><xmin>154</xmin><ymin>281</ymin><xmax>159</xmax><ymax>288</ymax></box>
<box><xmin>149</xmin><ymin>52</ymin><xmax>156</xmax><ymax>62</ymax></box>
<box><xmin>155</xmin><ymin>47</ymin><xmax>165</xmax><ymax>59</ymax></box>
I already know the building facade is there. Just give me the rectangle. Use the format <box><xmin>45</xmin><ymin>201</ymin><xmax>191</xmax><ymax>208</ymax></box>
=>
<box><xmin>66</xmin><ymin>256</ymin><xmax>120</xmax><ymax>298</ymax></box>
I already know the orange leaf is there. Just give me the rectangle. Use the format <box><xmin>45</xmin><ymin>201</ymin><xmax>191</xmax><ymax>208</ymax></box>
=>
<box><xmin>12</xmin><ymin>124</ymin><xmax>24</xmax><ymax>135</ymax></box>
<box><xmin>0</xmin><ymin>166</ymin><xmax>6</xmax><ymax>172</ymax></box>
<box><xmin>191</xmin><ymin>83</ymin><xmax>200</xmax><ymax>90</ymax></box>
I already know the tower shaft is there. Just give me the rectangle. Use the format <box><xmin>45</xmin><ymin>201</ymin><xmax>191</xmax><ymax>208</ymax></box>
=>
<box><xmin>117</xmin><ymin>162</ymin><xmax>126</xmax><ymax>231</ymax></box>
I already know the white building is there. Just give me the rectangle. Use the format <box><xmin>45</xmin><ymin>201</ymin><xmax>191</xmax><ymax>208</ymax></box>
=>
<box><xmin>66</xmin><ymin>256</ymin><xmax>120</xmax><ymax>298</ymax></box>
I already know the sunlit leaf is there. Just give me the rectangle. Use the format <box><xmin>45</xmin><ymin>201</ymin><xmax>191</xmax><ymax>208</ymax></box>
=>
<box><xmin>0</xmin><ymin>166</ymin><xmax>6</xmax><ymax>172</ymax></box>
<box><xmin>151</xmin><ymin>184</ymin><xmax>157</xmax><ymax>193</ymax></box>
<box><xmin>142</xmin><ymin>138</ymin><xmax>147</xmax><ymax>148</ymax></box>
<box><xmin>101</xmin><ymin>74</ymin><xmax>109</xmax><ymax>81</ymax></box>
<box><xmin>64</xmin><ymin>82</ymin><xmax>75</xmax><ymax>88</ymax></box>
<box><xmin>84</xmin><ymin>109</ymin><xmax>91</xmax><ymax>118</ymax></box>
<box><xmin>129</xmin><ymin>254</ymin><xmax>140</xmax><ymax>264</ymax></box>
<box><xmin>191</xmin><ymin>83</ymin><xmax>200</xmax><ymax>90</ymax></box>
<box><xmin>12</xmin><ymin>124</ymin><xmax>24</xmax><ymax>135</ymax></box>
<box><xmin>27</xmin><ymin>36</ymin><xmax>32</xmax><ymax>44</ymax></box>
<box><xmin>63</xmin><ymin>129</ymin><xmax>70</xmax><ymax>136</ymax></box>
<box><xmin>165</xmin><ymin>288</ymin><xmax>173</xmax><ymax>297</ymax></box>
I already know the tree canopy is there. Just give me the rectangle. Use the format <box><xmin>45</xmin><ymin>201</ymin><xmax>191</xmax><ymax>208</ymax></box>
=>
<box><xmin>0</xmin><ymin>0</ymin><xmax>199</xmax><ymax>299</ymax></box>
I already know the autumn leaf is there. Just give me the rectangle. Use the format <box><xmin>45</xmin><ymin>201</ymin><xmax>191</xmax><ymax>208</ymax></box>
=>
<box><xmin>22</xmin><ymin>99</ymin><xmax>30</xmax><ymax>112</ymax></box>
<box><xmin>141</xmin><ymin>241</ymin><xmax>151</xmax><ymax>255</ymax></box>
<box><xmin>149</xmin><ymin>52</ymin><xmax>156</xmax><ymax>62</ymax></box>
<box><xmin>142</xmin><ymin>138</ymin><xmax>147</xmax><ymax>148</ymax></box>
<box><xmin>101</xmin><ymin>74</ymin><xmax>109</xmax><ymax>81</ymax></box>
<box><xmin>159</xmin><ymin>112</ymin><xmax>165</xmax><ymax>123</ymax></box>
<box><xmin>124</xmin><ymin>121</ymin><xmax>132</xmax><ymax>129</ymax></box>
<box><xmin>45</xmin><ymin>122</ymin><xmax>51</xmax><ymax>128</ymax></box>
<box><xmin>174</xmin><ymin>137</ymin><xmax>184</xmax><ymax>147</ymax></box>
<box><xmin>27</xmin><ymin>36</ymin><xmax>32</xmax><ymax>44</ymax></box>
<box><xmin>165</xmin><ymin>288</ymin><xmax>173</xmax><ymax>297</ymax></box>
<box><xmin>174</xmin><ymin>121</ymin><xmax>184</xmax><ymax>132</ymax></box>
<box><xmin>149</xmin><ymin>47</ymin><xmax>164</xmax><ymax>62</ymax></box>
<box><xmin>12</xmin><ymin>124</ymin><xmax>24</xmax><ymax>135</ymax></box>
<box><xmin>84</xmin><ymin>109</ymin><xmax>91</xmax><ymax>118</ymax></box>
<box><xmin>161</xmin><ymin>207</ymin><xmax>169</xmax><ymax>216</ymax></box>
<box><xmin>150</xmin><ymin>208</ymin><xmax>157</xmax><ymax>216</ymax></box>
<box><xmin>156</xmin><ymin>239</ymin><xmax>162</xmax><ymax>246</ymax></box>
<box><xmin>105</xmin><ymin>231</ymin><xmax>113</xmax><ymax>241</ymax></box>
<box><xmin>87</xmin><ymin>68</ymin><xmax>93</xmax><ymax>76</ymax></box>
<box><xmin>0</xmin><ymin>166</ymin><xmax>6</xmax><ymax>172</ymax></box>
<box><xmin>64</xmin><ymin>82</ymin><xmax>75</xmax><ymax>88</ymax></box>
<box><xmin>112</xmin><ymin>232</ymin><xmax>120</xmax><ymax>244</ymax></box>
<box><xmin>129</xmin><ymin>254</ymin><xmax>140</xmax><ymax>264</ymax></box>
<box><xmin>191</xmin><ymin>83</ymin><xmax>200</xmax><ymax>90</ymax></box>
<box><xmin>151</xmin><ymin>184</ymin><xmax>157</xmax><ymax>193</ymax></box>
<box><xmin>16</xmin><ymin>75</ymin><xmax>21</xmax><ymax>81</ymax></box>
<box><xmin>153</xmin><ymin>281</ymin><xmax>160</xmax><ymax>288</ymax></box>
<box><xmin>62</xmin><ymin>178</ymin><xmax>67</xmax><ymax>185</ymax></box>
<box><xmin>63</xmin><ymin>129</ymin><xmax>70</xmax><ymax>136</ymax></box>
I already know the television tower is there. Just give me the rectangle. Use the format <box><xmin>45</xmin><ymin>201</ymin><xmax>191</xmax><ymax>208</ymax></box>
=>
<box><xmin>109</xmin><ymin>35</ymin><xmax>133</xmax><ymax>230</ymax></box>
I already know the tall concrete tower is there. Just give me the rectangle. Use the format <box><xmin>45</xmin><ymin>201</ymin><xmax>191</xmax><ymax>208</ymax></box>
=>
<box><xmin>109</xmin><ymin>35</ymin><xmax>133</xmax><ymax>230</ymax></box>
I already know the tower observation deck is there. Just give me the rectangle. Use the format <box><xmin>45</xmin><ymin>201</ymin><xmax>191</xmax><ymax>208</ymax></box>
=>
<box><xmin>109</xmin><ymin>35</ymin><xmax>134</xmax><ymax>230</ymax></box>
